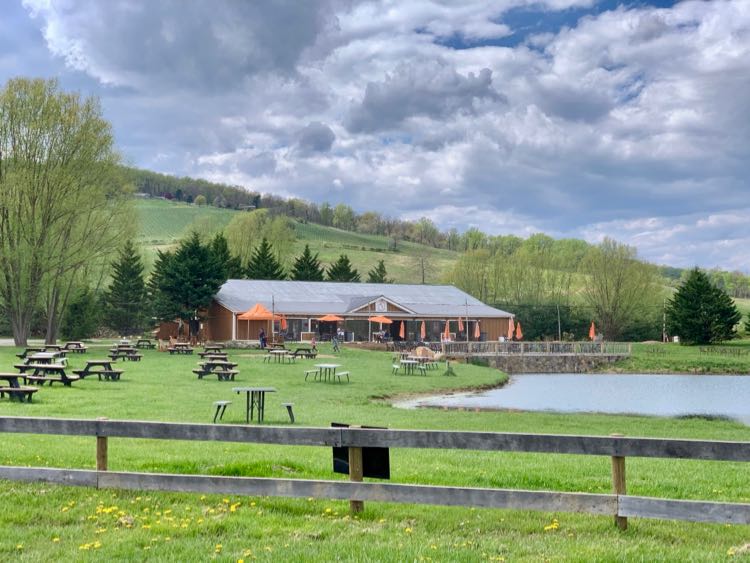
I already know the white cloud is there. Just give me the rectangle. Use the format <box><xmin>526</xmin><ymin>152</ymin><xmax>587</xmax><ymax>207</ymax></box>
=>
<box><xmin>12</xmin><ymin>0</ymin><xmax>750</xmax><ymax>272</ymax></box>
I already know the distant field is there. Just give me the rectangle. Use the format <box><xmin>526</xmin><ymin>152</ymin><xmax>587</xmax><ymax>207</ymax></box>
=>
<box><xmin>134</xmin><ymin>200</ymin><xmax>459</xmax><ymax>283</ymax></box>
<box><xmin>136</xmin><ymin>199</ymin><xmax>236</xmax><ymax>245</ymax></box>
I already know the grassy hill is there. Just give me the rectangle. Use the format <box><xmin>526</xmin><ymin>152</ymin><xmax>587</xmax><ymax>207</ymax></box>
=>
<box><xmin>135</xmin><ymin>199</ymin><xmax>458</xmax><ymax>283</ymax></box>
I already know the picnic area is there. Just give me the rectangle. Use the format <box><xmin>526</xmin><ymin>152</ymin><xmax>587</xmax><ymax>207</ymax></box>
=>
<box><xmin>0</xmin><ymin>341</ymin><xmax>749</xmax><ymax>561</ymax></box>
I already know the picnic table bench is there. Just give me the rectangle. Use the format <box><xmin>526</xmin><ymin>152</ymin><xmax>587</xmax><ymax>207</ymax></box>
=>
<box><xmin>108</xmin><ymin>347</ymin><xmax>142</xmax><ymax>361</ymax></box>
<box><xmin>135</xmin><ymin>338</ymin><xmax>156</xmax><ymax>349</ymax></box>
<box><xmin>16</xmin><ymin>364</ymin><xmax>79</xmax><ymax>386</ymax></box>
<box><xmin>292</xmin><ymin>347</ymin><xmax>318</xmax><ymax>359</ymax></box>
<box><xmin>15</xmin><ymin>347</ymin><xmax>46</xmax><ymax>359</ymax></box>
<box><xmin>0</xmin><ymin>373</ymin><xmax>38</xmax><ymax>402</ymax></box>
<box><xmin>202</xmin><ymin>344</ymin><xmax>224</xmax><ymax>353</ymax></box>
<box><xmin>63</xmin><ymin>341</ymin><xmax>88</xmax><ymax>353</ymax></box>
<box><xmin>168</xmin><ymin>344</ymin><xmax>194</xmax><ymax>355</ymax></box>
<box><xmin>198</xmin><ymin>351</ymin><xmax>228</xmax><ymax>360</ymax></box>
<box><xmin>193</xmin><ymin>360</ymin><xmax>239</xmax><ymax>381</ymax></box>
<box><xmin>73</xmin><ymin>360</ymin><xmax>124</xmax><ymax>381</ymax></box>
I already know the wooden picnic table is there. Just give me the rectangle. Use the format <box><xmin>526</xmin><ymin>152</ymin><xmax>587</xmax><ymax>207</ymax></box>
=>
<box><xmin>17</xmin><ymin>364</ymin><xmax>79</xmax><ymax>386</ymax></box>
<box><xmin>15</xmin><ymin>347</ymin><xmax>46</xmax><ymax>359</ymax></box>
<box><xmin>108</xmin><ymin>347</ymin><xmax>142</xmax><ymax>361</ymax></box>
<box><xmin>27</xmin><ymin>352</ymin><xmax>66</xmax><ymax>365</ymax></box>
<box><xmin>202</xmin><ymin>344</ymin><xmax>224</xmax><ymax>353</ymax></box>
<box><xmin>168</xmin><ymin>343</ymin><xmax>194</xmax><ymax>354</ymax></box>
<box><xmin>233</xmin><ymin>386</ymin><xmax>276</xmax><ymax>423</ymax></box>
<box><xmin>73</xmin><ymin>360</ymin><xmax>123</xmax><ymax>381</ymax></box>
<box><xmin>0</xmin><ymin>373</ymin><xmax>37</xmax><ymax>402</ymax></box>
<box><xmin>198</xmin><ymin>351</ymin><xmax>228</xmax><ymax>360</ymax></box>
<box><xmin>63</xmin><ymin>341</ymin><xmax>88</xmax><ymax>353</ymax></box>
<box><xmin>193</xmin><ymin>360</ymin><xmax>239</xmax><ymax>381</ymax></box>
<box><xmin>135</xmin><ymin>339</ymin><xmax>156</xmax><ymax>349</ymax></box>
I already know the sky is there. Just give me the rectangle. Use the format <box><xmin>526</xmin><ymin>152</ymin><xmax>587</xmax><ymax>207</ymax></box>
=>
<box><xmin>2</xmin><ymin>0</ymin><xmax>749</xmax><ymax>272</ymax></box>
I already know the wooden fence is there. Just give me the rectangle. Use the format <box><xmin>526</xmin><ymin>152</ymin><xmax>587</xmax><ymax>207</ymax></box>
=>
<box><xmin>443</xmin><ymin>341</ymin><xmax>632</xmax><ymax>357</ymax></box>
<box><xmin>0</xmin><ymin>416</ymin><xmax>748</xmax><ymax>529</ymax></box>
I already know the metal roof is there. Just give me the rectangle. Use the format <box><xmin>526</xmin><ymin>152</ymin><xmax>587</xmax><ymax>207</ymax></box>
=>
<box><xmin>214</xmin><ymin>280</ymin><xmax>512</xmax><ymax>318</ymax></box>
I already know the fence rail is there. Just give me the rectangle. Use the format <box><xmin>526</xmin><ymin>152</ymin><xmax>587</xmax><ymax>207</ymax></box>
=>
<box><xmin>0</xmin><ymin>416</ymin><xmax>748</xmax><ymax>528</ymax></box>
<box><xmin>442</xmin><ymin>341</ymin><xmax>632</xmax><ymax>357</ymax></box>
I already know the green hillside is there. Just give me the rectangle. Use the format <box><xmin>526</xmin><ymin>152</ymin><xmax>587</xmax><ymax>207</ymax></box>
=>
<box><xmin>135</xmin><ymin>199</ymin><xmax>458</xmax><ymax>283</ymax></box>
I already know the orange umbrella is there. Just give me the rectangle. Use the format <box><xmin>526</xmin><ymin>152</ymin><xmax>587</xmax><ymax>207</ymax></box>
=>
<box><xmin>280</xmin><ymin>315</ymin><xmax>288</xmax><ymax>331</ymax></box>
<box><xmin>458</xmin><ymin>317</ymin><xmax>464</xmax><ymax>332</ymax></box>
<box><xmin>474</xmin><ymin>320</ymin><xmax>481</xmax><ymax>339</ymax></box>
<box><xmin>507</xmin><ymin>317</ymin><xmax>515</xmax><ymax>341</ymax></box>
<box><xmin>316</xmin><ymin>314</ymin><xmax>344</xmax><ymax>322</ymax></box>
<box><xmin>443</xmin><ymin>320</ymin><xmax>450</xmax><ymax>341</ymax></box>
<box><xmin>399</xmin><ymin>321</ymin><xmax>405</xmax><ymax>339</ymax></box>
<box><xmin>367</xmin><ymin>315</ymin><xmax>393</xmax><ymax>324</ymax></box>
<box><xmin>420</xmin><ymin>320</ymin><xmax>426</xmax><ymax>340</ymax></box>
<box><xmin>515</xmin><ymin>321</ymin><xmax>523</xmax><ymax>340</ymax></box>
<box><xmin>237</xmin><ymin>303</ymin><xmax>277</xmax><ymax>320</ymax></box>
<box><xmin>589</xmin><ymin>321</ymin><xmax>596</xmax><ymax>340</ymax></box>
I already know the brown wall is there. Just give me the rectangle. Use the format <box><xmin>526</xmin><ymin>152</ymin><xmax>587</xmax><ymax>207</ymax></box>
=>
<box><xmin>480</xmin><ymin>317</ymin><xmax>509</xmax><ymax>341</ymax></box>
<box><xmin>237</xmin><ymin>319</ymin><xmax>271</xmax><ymax>340</ymax></box>
<box><xmin>205</xmin><ymin>301</ymin><xmax>234</xmax><ymax>341</ymax></box>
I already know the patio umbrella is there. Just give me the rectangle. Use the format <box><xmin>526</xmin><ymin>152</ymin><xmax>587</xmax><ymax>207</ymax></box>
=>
<box><xmin>458</xmin><ymin>317</ymin><xmax>464</xmax><ymax>333</ymax></box>
<box><xmin>589</xmin><ymin>321</ymin><xmax>596</xmax><ymax>340</ymax></box>
<box><xmin>443</xmin><ymin>320</ymin><xmax>450</xmax><ymax>341</ymax></box>
<box><xmin>237</xmin><ymin>303</ymin><xmax>280</xmax><ymax>339</ymax></box>
<box><xmin>474</xmin><ymin>320</ymin><xmax>481</xmax><ymax>339</ymax></box>
<box><xmin>316</xmin><ymin>314</ymin><xmax>344</xmax><ymax>322</ymax></box>
<box><xmin>399</xmin><ymin>320</ymin><xmax>405</xmax><ymax>339</ymax></box>
<box><xmin>507</xmin><ymin>317</ymin><xmax>515</xmax><ymax>341</ymax></box>
<box><xmin>515</xmin><ymin>322</ymin><xmax>523</xmax><ymax>340</ymax></box>
<box><xmin>280</xmin><ymin>315</ymin><xmax>288</xmax><ymax>331</ymax></box>
<box><xmin>367</xmin><ymin>316</ymin><xmax>392</xmax><ymax>324</ymax></box>
<box><xmin>420</xmin><ymin>320</ymin><xmax>426</xmax><ymax>340</ymax></box>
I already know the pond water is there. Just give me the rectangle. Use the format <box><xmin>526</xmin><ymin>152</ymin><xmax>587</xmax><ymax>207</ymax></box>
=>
<box><xmin>396</xmin><ymin>373</ymin><xmax>750</xmax><ymax>425</ymax></box>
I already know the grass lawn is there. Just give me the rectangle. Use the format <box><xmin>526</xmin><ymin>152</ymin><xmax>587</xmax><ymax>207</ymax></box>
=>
<box><xmin>0</xmin><ymin>343</ymin><xmax>749</xmax><ymax>561</ymax></box>
<box><xmin>613</xmin><ymin>340</ymin><xmax>750</xmax><ymax>374</ymax></box>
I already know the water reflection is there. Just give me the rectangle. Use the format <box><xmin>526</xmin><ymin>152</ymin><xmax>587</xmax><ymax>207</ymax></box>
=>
<box><xmin>396</xmin><ymin>373</ymin><xmax>750</xmax><ymax>425</ymax></box>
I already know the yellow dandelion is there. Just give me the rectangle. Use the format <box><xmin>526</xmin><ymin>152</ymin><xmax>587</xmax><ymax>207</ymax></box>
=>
<box><xmin>405</xmin><ymin>527</ymin><xmax>413</xmax><ymax>534</ymax></box>
<box><xmin>52</xmin><ymin>537</ymin><xmax>60</xmax><ymax>543</ymax></box>
<box><xmin>16</xmin><ymin>544</ymin><xmax>23</xmax><ymax>550</ymax></box>
<box><xmin>215</xmin><ymin>543</ymin><xmax>223</xmax><ymax>554</ymax></box>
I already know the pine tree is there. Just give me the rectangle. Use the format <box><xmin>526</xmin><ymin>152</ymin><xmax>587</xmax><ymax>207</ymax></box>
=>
<box><xmin>327</xmin><ymin>254</ymin><xmax>360</xmax><ymax>282</ymax></box>
<box><xmin>290</xmin><ymin>244</ymin><xmax>325</xmax><ymax>281</ymax></box>
<box><xmin>246</xmin><ymin>237</ymin><xmax>286</xmax><ymax>280</ymax></box>
<box><xmin>150</xmin><ymin>232</ymin><xmax>227</xmax><ymax>331</ymax></box>
<box><xmin>60</xmin><ymin>286</ymin><xmax>100</xmax><ymax>340</ymax></box>
<box><xmin>104</xmin><ymin>240</ymin><xmax>148</xmax><ymax>336</ymax></box>
<box><xmin>666</xmin><ymin>267</ymin><xmax>742</xmax><ymax>344</ymax></box>
<box><xmin>367</xmin><ymin>260</ymin><xmax>391</xmax><ymax>283</ymax></box>
<box><xmin>210</xmin><ymin>232</ymin><xmax>244</xmax><ymax>279</ymax></box>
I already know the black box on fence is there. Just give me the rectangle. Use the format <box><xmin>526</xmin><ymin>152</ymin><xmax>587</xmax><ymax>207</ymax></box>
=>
<box><xmin>331</xmin><ymin>422</ymin><xmax>390</xmax><ymax>480</ymax></box>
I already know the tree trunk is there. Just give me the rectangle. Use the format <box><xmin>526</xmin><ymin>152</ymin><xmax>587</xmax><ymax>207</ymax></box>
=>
<box><xmin>10</xmin><ymin>309</ymin><xmax>29</xmax><ymax>347</ymax></box>
<box><xmin>45</xmin><ymin>286</ymin><xmax>59</xmax><ymax>345</ymax></box>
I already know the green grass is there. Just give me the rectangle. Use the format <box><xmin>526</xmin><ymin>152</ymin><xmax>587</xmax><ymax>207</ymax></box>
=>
<box><xmin>613</xmin><ymin>340</ymin><xmax>750</xmax><ymax>374</ymax></box>
<box><xmin>1</xmin><ymin>343</ymin><xmax>749</xmax><ymax>560</ymax></box>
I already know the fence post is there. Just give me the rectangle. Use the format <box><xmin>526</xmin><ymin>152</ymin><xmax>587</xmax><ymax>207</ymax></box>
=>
<box><xmin>96</xmin><ymin>417</ymin><xmax>108</xmax><ymax>472</ymax></box>
<box><xmin>610</xmin><ymin>433</ymin><xmax>627</xmax><ymax>530</ymax></box>
<box><xmin>348</xmin><ymin>443</ymin><xmax>364</xmax><ymax>514</ymax></box>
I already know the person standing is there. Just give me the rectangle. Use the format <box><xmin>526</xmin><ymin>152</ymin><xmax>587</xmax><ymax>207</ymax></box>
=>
<box><xmin>259</xmin><ymin>328</ymin><xmax>267</xmax><ymax>349</ymax></box>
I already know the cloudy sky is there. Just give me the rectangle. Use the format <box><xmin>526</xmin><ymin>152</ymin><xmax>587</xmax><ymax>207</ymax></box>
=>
<box><xmin>2</xmin><ymin>1</ymin><xmax>749</xmax><ymax>272</ymax></box>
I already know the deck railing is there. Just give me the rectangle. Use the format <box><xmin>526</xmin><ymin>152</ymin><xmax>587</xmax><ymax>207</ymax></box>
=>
<box><xmin>442</xmin><ymin>341</ymin><xmax>632</xmax><ymax>356</ymax></box>
<box><xmin>0</xmin><ymin>416</ymin><xmax>748</xmax><ymax>529</ymax></box>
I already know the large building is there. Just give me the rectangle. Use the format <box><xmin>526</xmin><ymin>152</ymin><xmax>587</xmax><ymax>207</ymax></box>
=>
<box><xmin>204</xmin><ymin>280</ymin><xmax>513</xmax><ymax>342</ymax></box>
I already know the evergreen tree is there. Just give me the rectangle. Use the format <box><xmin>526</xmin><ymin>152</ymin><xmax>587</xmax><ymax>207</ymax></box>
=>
<box><xmin>290</xmin><ymin>244</ymin><xmax>325</xmax><ymax>281</ymax></box>
<box><xmin>246</xmin><ymin>237</ymin><xmax>286</xmax><ymax>280</ymax></box>
<box><xmin>148</xmin><ymin>249</ymin><xmax>179</xmax><ymax>321</ymax></box>
<box><xmin>150</xmin><ymin>233</ymin><xmax>227</xmax><ymax>334</ymax></box>
<box><xmin>210</xmin><ymin>232</ymin><xmax>244</xmax><ymax>279</ymax></box>
<box><xmin>60</xmin><ymin>287</ymin><xmax>100</xmax><ymax>340</ymax></box>
<box><xmin>327</xmin><ymin>254</ymin><xmax>360</xmax><ymax>282</ymax></box>
<box><xmin>666</xmin><ymin>267</ymin><xmax>741</xmax><ymax>344</ymax></box>
<box><xmin>367</xmin><ymin>260</ymin><xmax>391</xmax><ymax>283</ymax></box>
<box><xmin>104</xmin><ymin>240</ymin><xmax>148</xmax><ymax>336</ymax></box>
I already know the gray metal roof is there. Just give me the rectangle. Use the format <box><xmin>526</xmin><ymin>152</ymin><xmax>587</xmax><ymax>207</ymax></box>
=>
<box><xmin>214</xmin><ymin>280</ymin><xmax>512</xmax><ymax>318</ymax></box>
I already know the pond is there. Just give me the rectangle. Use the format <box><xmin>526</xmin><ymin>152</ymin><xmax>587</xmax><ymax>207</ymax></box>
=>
<box><xmin>396</xmin><ymin>373</ymin><xmax>750</xmax><ymax>425</ymax></box>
